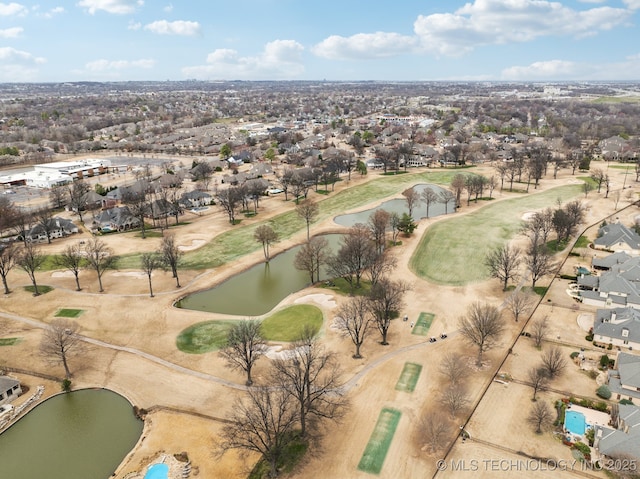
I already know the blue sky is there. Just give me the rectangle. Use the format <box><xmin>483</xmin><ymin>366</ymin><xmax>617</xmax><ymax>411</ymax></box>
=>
<box><xmin>1</xmin><ymin>0</ymin><xmax>639</xmax><ymax>82</ymax></box>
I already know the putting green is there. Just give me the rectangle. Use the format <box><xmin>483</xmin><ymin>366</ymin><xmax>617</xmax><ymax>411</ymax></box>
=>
<box><xmin>395</xmin><ymin>362</ymin><xmax>423</xmax><ymax>393</ymax></box>
<box><xmin>260</xmin><ymin>304</ymin><xmax>323</xmax><ymax>342</ymax></box>
<box><xmin>412</xmin><ymin>312</ymin><xmax>434</xmax><ymax>336</ymax></box>
<box><xmin>357</xmin><ymin>408</ymin><xmax>402</xmax><ymax>474</ymax></box>
<box><xmin>54</xmin><ymin>308</ymin><xmax>84</xmax><ymax>318</ymax></box>
<box><xmin>176</xmin><ymin>320</ymin><xmax>239</xmax><ymax>354</ymax></box>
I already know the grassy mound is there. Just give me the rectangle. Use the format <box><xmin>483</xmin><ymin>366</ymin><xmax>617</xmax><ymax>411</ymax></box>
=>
<box><xmin>260</xmin><ymin>304</ymin><xmax>323</xmax><ymax>342</ymax></box>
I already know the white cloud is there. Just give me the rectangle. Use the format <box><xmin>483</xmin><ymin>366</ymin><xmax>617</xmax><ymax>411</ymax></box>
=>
<box><xmin>0</xmin><ymin>46</ymin><xmax>45</xmax><ymax>80</ymax></box>
<box><xmin>0</xmin><ymin>46</ymin><xmax>45</xmax><ymax>63</ymax></box>
<box><xmin>143</xmin><ymin>20</ymin><xmax>200</xmax><ymax>36</ymax></box>
<box><xmin>84</xmin><ymin>58</ymin><xmax>155</xmax><ymax>71</ymax></box>
<box><xmin>41</xmin><ymin>6</ymin><xmax>64</xmax><ymax>18</ymax></box>
<box><xmin>501</xmin><ymin>55</ymin><xmax>640</xmax><ymax>81</ymax></box>
<box><xmin>0</xmin><ymin>2</ymin><xmax>28</xmax><ymax>16</ymax></box>
<box><xmin>163</xmin><ymin>3</ymin><xmax>172</xmax><ymax>12</ymax></box>
<box><xmin>183</xmin><ymin>40</ymin><xmax>305</xmax><ymax>80</ymax></box>
<box><xmin>0</xmin><ymin>27</ymin><xmax>22</xmax><ymax>38</ymax></box>
<box><xmin>413</xmin><ymin>0</ymin><xmax>632</xmax><ymax>56</ymax></box>
<box><xmin>578</xmin><ymin>0</ymin><xmax>606</xmax><ymax>3</ymax></box>
<box><xmin>76</xmin><ymin>0</ymin><xmax>142</xmax><ymax>15</ymax></box>
<box><xmin>312</xmin><ymin>32</ymin><xmax>417</xmax><ymax>60</ymax></box>
<box><xmin>622</xmin><ymin>0</ymin><xmax>640</xmax><ymax>9</ymax></box>
<box><xmin>128</xmin><ymin>20</ymin><xmax>141</xmax><ymax>30</ymax></box>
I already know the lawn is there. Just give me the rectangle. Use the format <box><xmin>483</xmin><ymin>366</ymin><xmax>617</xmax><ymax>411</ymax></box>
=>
<box><xmin>55</xmin><ymin>308</ymin><xmax>84</xmax><ymax>318</ymax></box>
<box><xmin>357</xmin><ymin>408</ymin><xmax>402</xmax><ymax>474</ymax></box>
<box><xmin>395</xmin><ymin>362</ymin><xmax>423</xmax><ymax>393</ymax></box>
<box><xmin>115</xmin><ymin>170</ymin><xmax>461</xmax><ymax>270</ymax></box>
<box><xmin>176</xmin><ymin>320</ymin><xmax>239</xmax><ymax>354</ymax></box>
<box><xmin>260</xmin><ymin>304</ymin><xmax>323</xmax><ymax>342</ymax></box>
<box><xmin>24</xmin><ymin>285</ymin><xmax>53</xmax><ymax>295</ymax></box>
<box><xmin>412</xmin><ymin>312</ymin><xmax>434</xmax><ymax>336</ymax></box>
<box><xmin>410</xmin><ymin>184</ymin><xmax>583</xmax><ymax>285</ymax></box>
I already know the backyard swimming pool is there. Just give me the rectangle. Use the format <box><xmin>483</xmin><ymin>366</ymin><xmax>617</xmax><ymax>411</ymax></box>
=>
<box><xmin>144</xmin><ymin>463</ymin><xmax>169</xmax><ymax>479</ymax></box>
<box><xmin>565</xmin><ymin>410</ymin><xmax>586</xmax><ymax>436</ymax></box>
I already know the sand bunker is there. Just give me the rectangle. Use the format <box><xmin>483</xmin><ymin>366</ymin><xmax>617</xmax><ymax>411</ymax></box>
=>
<box><xmin>113</xmin><ymin>272</ymin><xmax>148</xmax><ymax>279</ymax></box>
<box><xmin>178</xmin><ymin>239</ymin><xmax>205</xmax><ymax>252</ymax></box>
<box><xmin>51</xmin><ymin>271</ymin><xmax>75</xmax><ymax>278</ymax></box>
<box><xmin>264</xmin><ymin>345</ymin><xmax>307</xmax><ymax>360</ymax></box>
<box><xmin>521</xmin><ymin>211</ymin><xmax>535</xmax><ymax>221</ymax></box>
<box><xmin>294</xmin><ymin>293</ymin><xmax>337</xmax><ymax>309</ymax></box>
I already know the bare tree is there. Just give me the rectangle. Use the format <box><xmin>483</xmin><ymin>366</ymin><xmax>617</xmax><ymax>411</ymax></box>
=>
<box><xmin>34</xmin><ymin>207</ymin><xmax>55</xmax><ymax>244</ymax></box>
<box><xmin>67</xmin><ymin>179</ymin><xmax>91</xmax><ymax>223</ymax></box>
<box><xmin>335</xmin><ymin>295</ymin><xmax>373</xmax><ymax>359</ymax></box>
<box><xmin>421</xmin><ymin>410</ymin><xmax>453</xmax><ymax>454</ymax></box>
<box><xmin>526</xmin><ymin>245</ymin><xmax>555</xmax><ymax>289</ymax></box>
<box><xmin>254</xmin><ymin>224</ymin><xmax>279</xmax><ymax>263</ymax></box>
<box><xmin>402</xmin><ymin>187</ymin><xmax>420</xmax><ymax>217</ymax></box>
<box><xmin>458</xmin><ymin>302</ymin><xmax>505</xmax><ymax>366</ymax></box>
<box><xmin>439</xmin><ymin>352</ymin><xmax>470</xmax><ymax>386</ymax></box>
<box><xmin>368</xmin><ymin>278</ymin><xmax>410</xmax><ymax>345</ymax></box>
<box><xmin>216</xmin><ymin>186</ymin><xmax>242</xmax><ymax>224</ymax></box>
<box><xmin>141</xmin><ymin>252</ymin><xmax>163</xmax><ymax>297</ymax></box>
<box><xmin>49</xmin><ymin>184</ymin><xmax>68</xmax><ymax>210</ymax></box>
<box><xmin>220</xmin><ymin>386</ymin><xmax>298</xmax><ymax>478</ymax></box>
<box><xmin>505</xmin><ymin>290</ymin><xmax>537</xmax><ymax>322</ymax></box>
<box><xmin>17</xmin><ymin>242</ymin><xmax>45</xmax><ymax>296</ymax></box>
<box><xmin>122</xmin><ymin>188</ymin><xmax>149</xmax><ymax>238</ymax></box>
<box><xmin>389</xmin><ymin>212</ymin><xmax>401</xmax><ymax>245</ymax></box>
<box><xmin>527</xmin><ymin>401</ymin><xmax>553</xmax><ymax>434</ymax></box>
<box><xmin>40</xmin><ymin>318</ymin><xmax>84</xmax><ymax>379</ymax></box>
<box><xmin>327</xmin><ymin>224</ymin><xmax>376</xmax><ymax>292</ymax></box>
<box><xmin>0</xmin><ymin>243</ymin><xmax>18</xmax><ymax>294</ymax></box>
<box><xmin>220</xmin><ymin>319</ymin><xmax>265</xmax><ymax>386</ymax></box>
<box><xmin>271</xmin><ymin>329</ymin><xmax>346</xmax><ymax>437</ymax></box>
<box><xmin>84</xmin><ymin>238</ymin><xmax>115</xmax><ymax>293</ymax></box>
<box><xmin>484</xmin><ymin>244</ymin><xmax>522</xmax><ymax>291</ymax></box>
<box><xmin>438</xmin><ymin>189</ymin><xmax>456</xmax><ymax>215</ymax></box>
<box><xmin>55</xmin><ymin>243</ymin><xmax>85</xmax><ymax>291</ymax></box>
<box><xmin>294</xmin><ymin>236</ymin><xmax>329</xmax><ymax>284</ymax></box>
<box><xmin>527</xmin><ymin>366</ymin><xmax>549</xmax><ymax>401</ymax></box>
<box><xmin>366</xmin><ymin>251</ymin><xmax>397</xmax><ymax>288</ymax></box>
<box><xmin>439</xmin><ymin>384</ymin><xmax>470</xmax><ymax>418</ymax></box>
<box><xmin>541</xmin><ymin>346</ymin><xmax>567</xmax><ymax>379</ymax></box>
<box><xmin>159</xmin><ymin>234</ymin><xmax>183</xmax><ymax>288</ymax></box>
<box><xmin>421</xmin><ymin>187</ymin><xmax>439</xmax><ymax>218</ymax></box>
<box><xmin>296</xmin><ymin>199</ymin><xmax>319</xmax><ymax>241</ymax></box>
<box><xmin>530</xmin><ymin>316</ymin><xmax>548</xmax><ymax>348</ymax></box>
<box><xmin>590</xmin><ymin>168</ymin><xmax>606</xmax><ymax>193</ymax></box>
<box><xmin>368</xmin><ymin>209</ymin><xmax>390</xmax><ymax>254</ymax></box>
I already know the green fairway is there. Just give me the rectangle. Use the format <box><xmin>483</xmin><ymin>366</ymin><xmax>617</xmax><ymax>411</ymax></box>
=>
<box><xmin>357</xmin><ymin>408</ymin><xmax>402</xmax><ymax>474</ymax></box>
<box><xmin>260</xmin><ymin>304</ymin><xmax>323</xmax><ymax>342</ymax></box>
<box><xmin>54</xmin><ymin>308</ymin><xmax>84</xmax><ymax>318</ymax></box>
<box><xmin>410</xmin><ymin>184</ymin><xmax>583</xmax><ymax>285</ymax></box>
<box><xmin>412</xmin><ymin>312</ymin><xmax>434</xmax><ymax>336</ymax></box>
<box><xmin>395</xmin><ymin>362</ymin><xmax>423</xmax><ymax>393</ymax></box>
<box><xmin>176</xmin><ymin>320</ymin><xmax>239</xmax><ymax>354</ymax></box>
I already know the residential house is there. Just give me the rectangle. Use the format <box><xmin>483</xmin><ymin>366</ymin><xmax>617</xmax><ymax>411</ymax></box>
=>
<box><xmin>593</xmin><ymin>308</ymin><xmax>640</xmax><ymax>350</ymax></box>
<box><xmin>593</xmin><ymin>404</ymin><xmax>640</xmax><ymax>467</ymax></box>
<box><xmin>25</xmin><ymin>217</ymin><xmax>78</xmax><ymax>243</ymax></box>
<box><xmin>594</xmin><ymin>223</ymin><xmax>640</xmax><ymax>254</ymax></box>
<box><xmin>365</xmin><ymin>158</ymin><xmax>384</xmax><ymax>170</ymax></box>
<box><xmin>0</xmin><ymin>376</ymin><xmax>22</xmax><ymax>406</ymax></box>
<box><xmin>145</xmin><ymin>198</ymin><xmax>179</xmax><ymax>220</ymax></box>
<box><xmin>607</xmin><ymin>352</ymin><xmax>640</xmax><ymax>402</ymax></box>
<box><xmin>579</xmin><ymin>254</ymin><xmax>640</xmax><ymax>309</ymax></box>
<box><xmin>92</xmin><ymin>206</ymin><xmax>140</xmax><ymax>232</ymax></box>
<box><xmin>180</xmin><ymin>190</ymin><xmax>212</xmax><ymax>208</ymax></box>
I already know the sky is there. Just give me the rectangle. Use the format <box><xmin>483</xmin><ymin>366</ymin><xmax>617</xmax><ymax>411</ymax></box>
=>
<box><xmin>1</xmin><ymin>0</ymin><xmax>640</xmax><ymax>83</ymax></box>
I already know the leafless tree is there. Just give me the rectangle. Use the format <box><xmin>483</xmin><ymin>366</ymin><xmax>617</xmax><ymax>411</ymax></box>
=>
<box><xmin>122</xmin><ymin>188</ymin><xmax>149</xmax><ymax>238</ymax></box>
<box><xmin>541</xmin><ymin>346</ymin><xmax>567</xmax><ymax>379</ymax></box>
<box><xmin>0</xmin><ymin>196</ymin><xmax>20</xmax><ymax>232</ymax></box>
<box><xmin>84</xmin><ymin>237</ymin><xmax>115</xmax><ymax>293</ymax></box>
<box><xmin>220</xmin><ymin>386</ymin><xmax>298</xmax><ymax>478</ymax></box>
<box><xmin>526</xmin><ymin>245</ymin><xmax>555</xmax><ymax>289</ymax></box>
<box><xmin>11</xmin><ymin>208</ymin><xmax>33</xmax><ymax>246</ymax></box>
<box><xmin>484</xmin><ymin>244</ymin><xmax>521</xmax><ymax>291</ymax></box>
<box><xmin>141</xmin><ymin>252</ymin><xmax>163</xmax><ymax>297</ymax></box>
<box><xmin>421</xmin><ymin>187</ymin><xmax>439</xmax><ymax>218</ymax></box>
<box><xmin>220</xmin><ymin>319</ymin><xmax>265</xmax><ymax>386</ymax></box>
<box><xmin>17</xmin><ymin>242</ymin><xmax>45</xmax><ymax>296</ymax></box>
<box><xmin>294</xmin><ymin>236</ymin><xmax>329</xmax><ymax>284</ymax></box>
<box><xmin>335</xmin><ymin>295</ymin><xmax>373</xmax><ymax>358</ymax></box>
<box><xmin>277</xmin><ymin>166</ymin><xmax>295</xmax><ymax>201</ymax></box>
<box><xmin>505</xmin><ymin>290</ymin><xmax>537</xmax><ymax>322</ymax></box>
<box><xmin>254</xmin><ymin>224</ymin><xmax>279</xmax><ymax>263</ymax></box>
<box><xmin>368</xmin><ymin>277</ymin><xmax>410</xmax><ymax>345</ymax></box>
<box><xmin>439</xmin><ymin>352</ymin><xmax>470</xmax><ymax>386</ymax></box>
<box><xmin>55</xmin><ymin>243</ymin><xmax>85</xmax><ymax>291</ymax></box>
<box><xmin>34</xmin><ymin>207</ymin><xmax>55</xmax><ymax>244</ymax></box>
<box><xmin>438</xmin><ymin>189</ymin><xmax>456</xmax><ymax>214</ymax></box>
<box><xmin>389</xmin><ymin>212</ymin><xmax>401</xmax><ymax>245</ymax></box>
<box><xmin>450</xmin><ymin>173</ymin><xmax>466</xmax><ymax>208</ymax></box>
<box><xmin>327</xmin><ymin>224</ymin><xmax>376</xmax><ymax>292</ymax></box>
<box><xmin>528</xmin><ymin>366</ymin><xmax>549</xmax><ymax>401</ymax></box>
<box><xmin>0</xmin><ymin>243</ymin><xmax>18</xmax><ymax>294</ymax></box>
<box><xmin>458</xmin><ymin>302</ymin><xmax>504</xmax><ymax>366</ymax></box>
<box><xmin>271</xmin><ymin>329</ymin><xmax>347</xmax><ymax>437</ymax></box>
<box><xmin>159</xmin><ymin>234</ymin><xmax>183</xmax><ymax>287</ymax></box>
<box><xmin>216</xmin><ymin>185</ymin><xmax>243</xmax><ymax>224</ymax></box>
<box><xmin>402</xmin><ymin>187</ymin><xmax>420</xmax><ymax>217</ymax></box>
<box><xmin>420</xmin><ymin>410</ymin><xmax>453</xmax><ymax>454</ymax></box>
<box><xmin>368</xmin><ymin>209</ymin><xmax>390</xmax><ymax>254</ymax></box>
<box><xmin>49</xmin><ymin>184</ymin><xmax>68</xmax><ymax>209</ymax></box>
<box><xmin>527</xmin><ymin>401</ymin><xmax>553</xmax><ymax>434</ymax></box>
<box><xmin>67</xmin><ymin>180</ymin><xmax>91</xmax><ymax>223</ymax></box>
<box><xmin>530</xmin><ymin>316</ymin><xmax>548</xmax><ymax>348</ymax></box>
<box><xmin>366</xmin><ymin>251</ymin><xmax>397</xmax><ymax>288</ymax></box>
<box><xmin>39</xmin><ymin>318</ymin><xmax>85</xmax><ymax>379</ymax></box>
<box><xmin>590</xmin><ymin>168</ymin><xmax>606</xmax><ymax>193</ymax></box>
<box><xmin>296</xmin><ymin>199</ymin><xmax>319</xmax><ymax>241</ymax></box>
<box><xmin>439</xmin><ymin>384</ymin><xmax>470</xmax><ymax>418</ymax></box>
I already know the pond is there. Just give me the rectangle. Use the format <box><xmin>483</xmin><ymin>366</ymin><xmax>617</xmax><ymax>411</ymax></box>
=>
<box><xmin>334</xmin><ymin>183</ymin><xmax>454</xmax><ymax>227</ymax></box>
<box><xmin>176</xmin><ymin>234</ymin><xmax>343</xmax><ymax>316</ymax></box>
<box><xmin>0</xmin><ymin>388</ymin><xmax>143</xmax><ymax>479</ymax></box>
